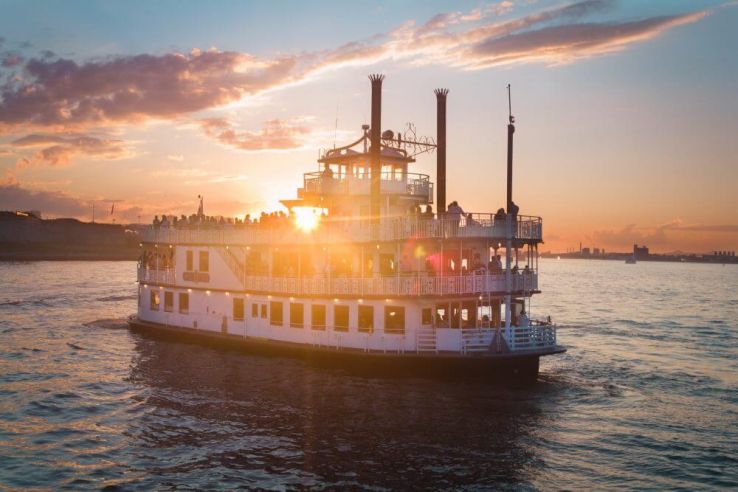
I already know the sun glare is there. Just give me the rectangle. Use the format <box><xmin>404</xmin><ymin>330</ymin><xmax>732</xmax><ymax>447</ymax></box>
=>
<box><xmin>293</xmin><ymin>207</ymin><xmax>321</xmax><ymax>232</ymax></box>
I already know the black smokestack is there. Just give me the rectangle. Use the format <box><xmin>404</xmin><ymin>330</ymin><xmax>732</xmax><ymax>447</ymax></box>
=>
<box><xmin>369</xmin><ymin>74</ymin><xmax>384</xmax><ymax>223</ymax></box>
<box><xmin>434</xmin><ymin>88</ymin><xmax>448</xmax><ymax>214</ymax></box>
<box><xmin>506</xmin><ymin>84</ymin><xmax>515</xmax><ymax>213</ymax></box>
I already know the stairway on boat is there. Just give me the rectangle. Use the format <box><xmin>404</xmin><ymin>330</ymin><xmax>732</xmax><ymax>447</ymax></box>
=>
<box><xmin>215</xmin><ymin>246</ymin><xmax>247</xmax><ymax>287</ymax></box>
<box><xmin>415</xmin><ymin>327</ymin><xmax>437</xmax><ymax>354</ymax></box>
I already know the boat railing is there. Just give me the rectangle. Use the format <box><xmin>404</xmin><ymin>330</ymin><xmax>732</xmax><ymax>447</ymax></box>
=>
<box><xmin>141</xmin><ymin>214</ymin><xmax>542</xmax><ymax>245</ymax></box>
<box><xmin>509</xmin><ymin>323</ymin><xmax>557</xmax><ymax>351</ymax></box>
<box><xmin>239</xmin><ymin>272</ymin><xmax>537</xmax><ymax>296</ymax></box>
<box><xmin>303</xmin><ymin>171</ymin><xmax>432</xmax><ymax>200</ymax></box>
<box><xmin>138</xmin><ymin>267</ymin><xmax>175</xmax><ymax>285</ymax></box>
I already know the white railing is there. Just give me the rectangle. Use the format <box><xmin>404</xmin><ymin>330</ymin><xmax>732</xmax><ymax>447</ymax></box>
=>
<box><xmin>141</xmin><ymin>214</ymin><xmax>542</xmax><ymax>246</ymax></box>
<box><xmin>138</xmin><ymin>267</ymin><xmax>175</xmax><ymax>285</ymax></box>
<box><xmin>241</xmin><ymin>272</ymin><xmax>537</xmax><ymax>296</ymax></box>
<box><xmin>509</xmin><ymin>323</ymin><xmax>557</xmax><ymax>351</ymax></box>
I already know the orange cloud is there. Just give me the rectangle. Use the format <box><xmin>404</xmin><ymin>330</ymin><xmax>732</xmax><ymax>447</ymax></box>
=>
<box><xmin>11</xmin><ymin>134</ymin><xmax>131</xmax><ymax>167</ymax></box>
<box><xmin>200</xmin><ymin>117</ymin><xmax>312</xmax><ymax>151</ymax></box>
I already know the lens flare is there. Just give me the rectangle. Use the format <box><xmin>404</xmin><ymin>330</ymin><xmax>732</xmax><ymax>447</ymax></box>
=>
<box><xmin>293</xmin><ymin>207</ymin><xmax>320</xmax><ymax>232</ymax></box>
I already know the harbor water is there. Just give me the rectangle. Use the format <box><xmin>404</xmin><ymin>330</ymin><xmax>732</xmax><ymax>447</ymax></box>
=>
<box><xmin>0</xmin><ymin>260</ymin><xmax>736</xmax><ymax>489</ymax></box>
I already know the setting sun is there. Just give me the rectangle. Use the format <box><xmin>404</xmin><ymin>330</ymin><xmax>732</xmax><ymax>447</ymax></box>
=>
<box><xmin>293</xmin><ymin>207</ymin><xmax>321</xmax><ymax>232</ymax></box>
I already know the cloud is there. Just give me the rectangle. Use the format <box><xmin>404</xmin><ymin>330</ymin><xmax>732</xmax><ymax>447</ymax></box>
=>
<box><xmin>200</xmin><ymin>117</ymin><xmax>312</xmax><ymax>151</ymax></box>
<box><xmin>0</xmin><ymin>183</ymin><xmax>90</xmax><ymax>216</ymax></box>
<box><xmin>588</xmin><ymin>220</ymin><xmax>738</xmax><ymax>252</ymax></box>
<box><xmin>0</xmin><ymin>1</ymin><xmax>709</xmax><ymax>131</ymax></box>
<box><xmin>11</xmin><ymin>133</ymin><xmax>131</xmax><ymax>167</ymax></box>
<box><xmin>167</xmin><ymin>154</ymin><xmax>184</xmax><ymax>162</ymax></box>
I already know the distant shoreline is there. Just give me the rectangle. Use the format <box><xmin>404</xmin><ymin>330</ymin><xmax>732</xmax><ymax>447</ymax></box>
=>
<box><xmin>540</xmin><ymin>253</ymin><xmax>737</xmax><ymax>265</ymax></box>
<box><xmin>0</xmin><ymin>244</ymin><xmax>139</xmax><ymax>262</ymax></box>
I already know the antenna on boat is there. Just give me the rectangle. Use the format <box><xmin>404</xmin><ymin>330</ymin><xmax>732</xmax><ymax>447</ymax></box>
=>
<box><xmin>333</xmin><ymin>103</ymin><xmax>339</xmax><ymax>149</ymax></box>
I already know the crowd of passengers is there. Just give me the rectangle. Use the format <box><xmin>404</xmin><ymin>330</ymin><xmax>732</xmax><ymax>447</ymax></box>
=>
<box><xmin>149</xmin><ymin>199</ymin><xmax>520</xmax><ymax>230</ymax></box>
<box><xmin>139</xmin><ymin>249</ymin><xmax>174</xmax><ymax>269</ymax></box>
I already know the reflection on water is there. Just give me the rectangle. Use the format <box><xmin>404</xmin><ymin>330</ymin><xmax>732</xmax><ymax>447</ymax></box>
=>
<box><xmin>0</xmin><ymin>260</ymin><xmax>736</xmax><ymax>489</ymax></box>
<box><xmin>127</xmin><ymin>334</ymin><xmax>556</xmax><ymax>488</ymax></box>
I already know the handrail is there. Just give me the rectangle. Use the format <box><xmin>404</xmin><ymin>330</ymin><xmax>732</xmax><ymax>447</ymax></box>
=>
<box><xmin>141</xmin><ymin>213</ymin><xmax>543</xmax><ymax>246</ymax></box>
<box><xmin>137</xmin><ymin>268</ymin><xmax>538</xmax><ymax>296</ymax></box>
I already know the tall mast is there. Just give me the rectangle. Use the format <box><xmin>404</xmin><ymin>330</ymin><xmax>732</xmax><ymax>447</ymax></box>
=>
<box><xmin>506</xmin><ymin>84</ymin><xmax>515</xmax><ymax>213</ymax></box>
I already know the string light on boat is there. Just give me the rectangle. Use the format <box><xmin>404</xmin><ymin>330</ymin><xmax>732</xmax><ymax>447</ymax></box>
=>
<box><xmin>225</xmin><ymin>292</ymin><xmax>230</xmax><ymax>296</ymax></box>
<box><xmin>206</xmin><ymin>290</ymin><xmax>211</xmax><ymax>295</ymax></box>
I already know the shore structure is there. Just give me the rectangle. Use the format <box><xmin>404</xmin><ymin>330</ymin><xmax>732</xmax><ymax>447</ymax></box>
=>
<box><xmin>129</xmin><ymin>75</ymin><xmax>564</xmax><ymax>383</ymax></box>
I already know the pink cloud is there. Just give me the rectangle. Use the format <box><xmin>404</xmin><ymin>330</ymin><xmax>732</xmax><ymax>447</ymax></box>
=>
<box><xmin>0</xmin><ymin>1</ymin><xmax>710</xmax><ymax>133</ymax></box>
<box><xmin>11</xmin><ymin>133</ymin><xmax>131</xmax><ymax>167</ymax></box>
<box><xmin>200</xmin><ymin>117</ymin><xmax>312</xmax><ymax>151</ymax></box>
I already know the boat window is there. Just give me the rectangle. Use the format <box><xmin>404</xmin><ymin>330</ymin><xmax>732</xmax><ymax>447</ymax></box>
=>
<box><xmin>334</xmin><ymin>305</ymin><xmax>349</xmax><ymax>332</ymax></box>
<box><xmin>290</xmin><ymin>303</ymin><xmax>304</xmax><ymax>328</ymax></box>
<box><xmin>179</xmin><ymin>293</ymin><xmax>189</xmax><ymax>314</ymax></box>
<box><xmin>199</xmin><ymin>250</ymin><xmax>209</xmax><ymax>272</ymax></box>
<box><xmin>358</xmin><ymin>305</ymin><xmax>373</xmax><ymax>333</ymax></box>
<box><xmin>164</xmin><ymin>291</ymin><xmax>173</xmax><ymax>312</ymax></box>
<box><xmin>379</xmin><ymin>254</ymin><xmax>395</xmax><ymax>274</ymax></box>
<box><xmin>186</xmin><ymin>250</ymin><xmax>193</xmax><ymax>271</ymax></box>
<box><xmin>150</xmin><ymin>290</ymin><xmax>160</xmax><ymax>310</ymax></box>
<box><xmin>421</xmin><ymin>308</ymin><xmax>432</xmax><ymax>325</ymax></box>
<box><xmin>261</xmin><ymin>304</ymin><xmax>267</xmax><ymax>318</ymax></box>
<box><xmin>311</xmin><ymin>304</ymin><xmax>326</xmax><ymax>330</ymax></box>
<box><xmin>252</xmin><ymin>303</ymin><xmax>258</xmax><ymax>317</ymax></box>
<box><xmin>233</xmin><ymin>298</ymin><xmax>244</xmax><ymax>321</ymax></box>
<box><xmin>435</xmin><ymin>304</ymin><xmax>448</xmax><ymax>328</ymax></box>
<box><xmin>270</xmin><ymin>301</ymin><xmax>283</xmax><ymax>326</ymax></box>
<box><xmin>384</xmin><ymin>306</ymin><xmax>405</xmax><ymax>334</ymax></box>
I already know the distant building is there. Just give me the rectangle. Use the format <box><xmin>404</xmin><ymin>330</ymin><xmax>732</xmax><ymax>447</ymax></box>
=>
<box><xmin>593</xmin><ymin>248</ymin><xmax>600</xmax><ymax>256</ymax></box>
<box><xmin>634</xmin><ymin>244</ymin><xmax>649</xmax><ymax>260</ymax></box>
<box><xmin>582</xmin><ymin>247</ymin><xmax>591</xmax><ymax>256</ymax></box>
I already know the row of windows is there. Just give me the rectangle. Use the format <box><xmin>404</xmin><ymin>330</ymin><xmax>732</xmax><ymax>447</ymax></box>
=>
<box><xmin>261</xmin><ymin>301</ymin><xmax>405</xmax><ymax>333</ymax></box>
<box><xmin>185</xmin><ymin>250</ymin><xmax>209</xmax><ymax>272</ymax></box>
<box><xmin>150</xmin><ymin>290</ymin><xmax>189</xmax><ymax>313</ymax></box>
<box><xmin>149</xmin><ymin>289</ymin><xmax>405</xmax><ymax>333</ymax></box>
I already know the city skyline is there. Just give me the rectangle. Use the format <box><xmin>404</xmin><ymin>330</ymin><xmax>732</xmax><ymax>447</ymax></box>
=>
<box><xmin>1</xmin><ymin>0</ymin><xmax>737</xmax><ymax>253</ymax></box>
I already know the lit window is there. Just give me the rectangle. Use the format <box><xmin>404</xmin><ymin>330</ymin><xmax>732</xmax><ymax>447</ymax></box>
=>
<box><xmin>358</xmin><ymin>305</ymin><xmax>373</xmax><ymax>333</ymax></box>
<box><xmin>199</xmin><ymin>250</ymin><xmax>209</xmax><ymax>272</ymax></box>
<box><xmin>385</xmin><ymin>306</ymin><xmax>405</xmax><ymax>334</ymax></box>
<box><xmin>334</xmin><ymin>305</ymin><xmax>349</xmax><ymax>332</ymax></box>
<box><xmin>270</xmin><ymin>301</ymin><xmax>283</xmax><ymax>326</ymax></box>
<box><xmin>150</xmin><ymin>290</ymin><xmax>160</xmax><ymax>311</ymax></box>
<box><xmin>186</xmin><ymin>250</ymin><xmax>193</xmax><ymax>271</ymax></box>
<box><xmin>290</xmin><ymin>303</ymin><xmax>304</xmax><ymax>328</ymax></box>
<box><xmin>233</xmin><ymin>298</ymin><xmax>244</xmax><ymax>321</ymax></box>
<box><xmin>164</xmin><ymin>291</ymin><xmax>173</xmax><ymax>312</ymax></box>
<box><xmin>252</xmin><ymin>303</ymin><xmax>259</xmax><ymax>317</ymax></box>
<box><xmin>179</xmin><ymin>293</ymin><xmax>189</xmax><ymax>314</ymax></box>
<box><xmin>311</xmin><ymin>304</ymin><xmax>326</xmax><ymax>330</ymax></box>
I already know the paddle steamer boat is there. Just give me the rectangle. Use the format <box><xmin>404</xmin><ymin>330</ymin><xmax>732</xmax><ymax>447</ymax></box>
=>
<box><xmin>129</xmin><ymin>75</ymin><xmax>565</xmax><ymax>382</ymax></box>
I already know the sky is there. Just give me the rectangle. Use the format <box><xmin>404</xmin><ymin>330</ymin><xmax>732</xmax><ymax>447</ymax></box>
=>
<box><xmin>0</xmin><ymin>0</ymin><xmax>736</xmax><ymax>253</ymax></box>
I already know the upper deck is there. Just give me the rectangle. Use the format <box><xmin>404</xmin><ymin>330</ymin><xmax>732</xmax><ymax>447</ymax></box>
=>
<box><xmin>142</xmin><ymin>213</ymin><xmax>542</xmax><ymax>246</ymax></box>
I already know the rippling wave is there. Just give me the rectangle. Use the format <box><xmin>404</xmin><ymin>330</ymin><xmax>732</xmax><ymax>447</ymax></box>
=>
<box><xmin>0</xmin><ymin>260</ymin><xmax>736</xmax><ymax>489</ymax></box>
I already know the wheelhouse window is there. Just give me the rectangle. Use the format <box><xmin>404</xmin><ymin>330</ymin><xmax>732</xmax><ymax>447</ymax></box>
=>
<box><xmin>233</xmin><ymin>298</ymin><xmax>244</xmax><ymax>321</ymax></box>
<box><xmin>150</xmin><ymin>290</ymin><xmax>160</xmax><ymax>311</ymax></box>
<box><xmin>164</xmin><ymin>291</ymin><xmax>173</xmax><ymax>312</ymax></box>
<box><xmin>290</xmin><ymin>303</ymin><xmax>304</xmax><ymax>328</ymax></box>
<box><xmin>358</xmin><ymin>305</ymin><xmax>373</xmax><ymax>333</ymax></box>
<box><xmin>199</xmin><ymin>250</ymin><xmax>209</xmax><ymax>272</ymax></box>
<box><xmin>270</xmin><ymin>301</ymin><xmax>283</xmax><ymax>326</ymax></box>
<box><xmin>261</xmin><ymin>304</ymin><xmax>267</xmax><ymax>318</ymax></box>
<box><xmin>179</xmin><ymin>293</ymin><xmax>189</xmax><ymax>314</ymax></box>
<box><xmin>252</xmin><ymin>303</ymin><xmax>259</xmax><ymax>317</ymax></box>
<box><xmin>186</xmin><ymin>250</ymin><xmax>193</xmax><ymax>271</ymax></box>
<box><xmin>334</xmin><ymin>305</ymin><xmax>349</xmax><ymax>332</ymax></box>
<box><xmin>385</xmin><ymin>306</ymin><xmax>405</xmax><ymax>334</ymax></box>
<box><xmin>311</xmin><ymin>304</ymin><xmax>326</xmax><ymax>330</ymax></box>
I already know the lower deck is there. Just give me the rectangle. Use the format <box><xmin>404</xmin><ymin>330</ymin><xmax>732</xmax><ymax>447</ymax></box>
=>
<box><xmin>137</xmin><ymin>285</ymin><xmax>560</xmax><ymax>356</ymax></box>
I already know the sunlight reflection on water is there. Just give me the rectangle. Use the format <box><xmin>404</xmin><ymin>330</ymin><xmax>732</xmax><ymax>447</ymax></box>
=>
<box><xmin>0</xmin><ymin>260</ymin><xmax>736</xmax><ymax>489</ymax></box>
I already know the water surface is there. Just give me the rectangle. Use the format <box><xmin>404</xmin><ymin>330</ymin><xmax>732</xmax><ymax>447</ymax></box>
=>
<box><xmin>0</xmin><ymin>260</ymin><xmax>736</xmax><ymax>489</ymax></box>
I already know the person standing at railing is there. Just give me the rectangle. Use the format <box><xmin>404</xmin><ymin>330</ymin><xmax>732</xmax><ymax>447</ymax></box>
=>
<box><xmin>447</xmin><ymin>201</ymin><xmax>464</xmax><ymax>236</ymax></box>
<box><xmin>518</xmin><ymin>310</ymin><xmax>529</xmax><ymax>328</ymax></box>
